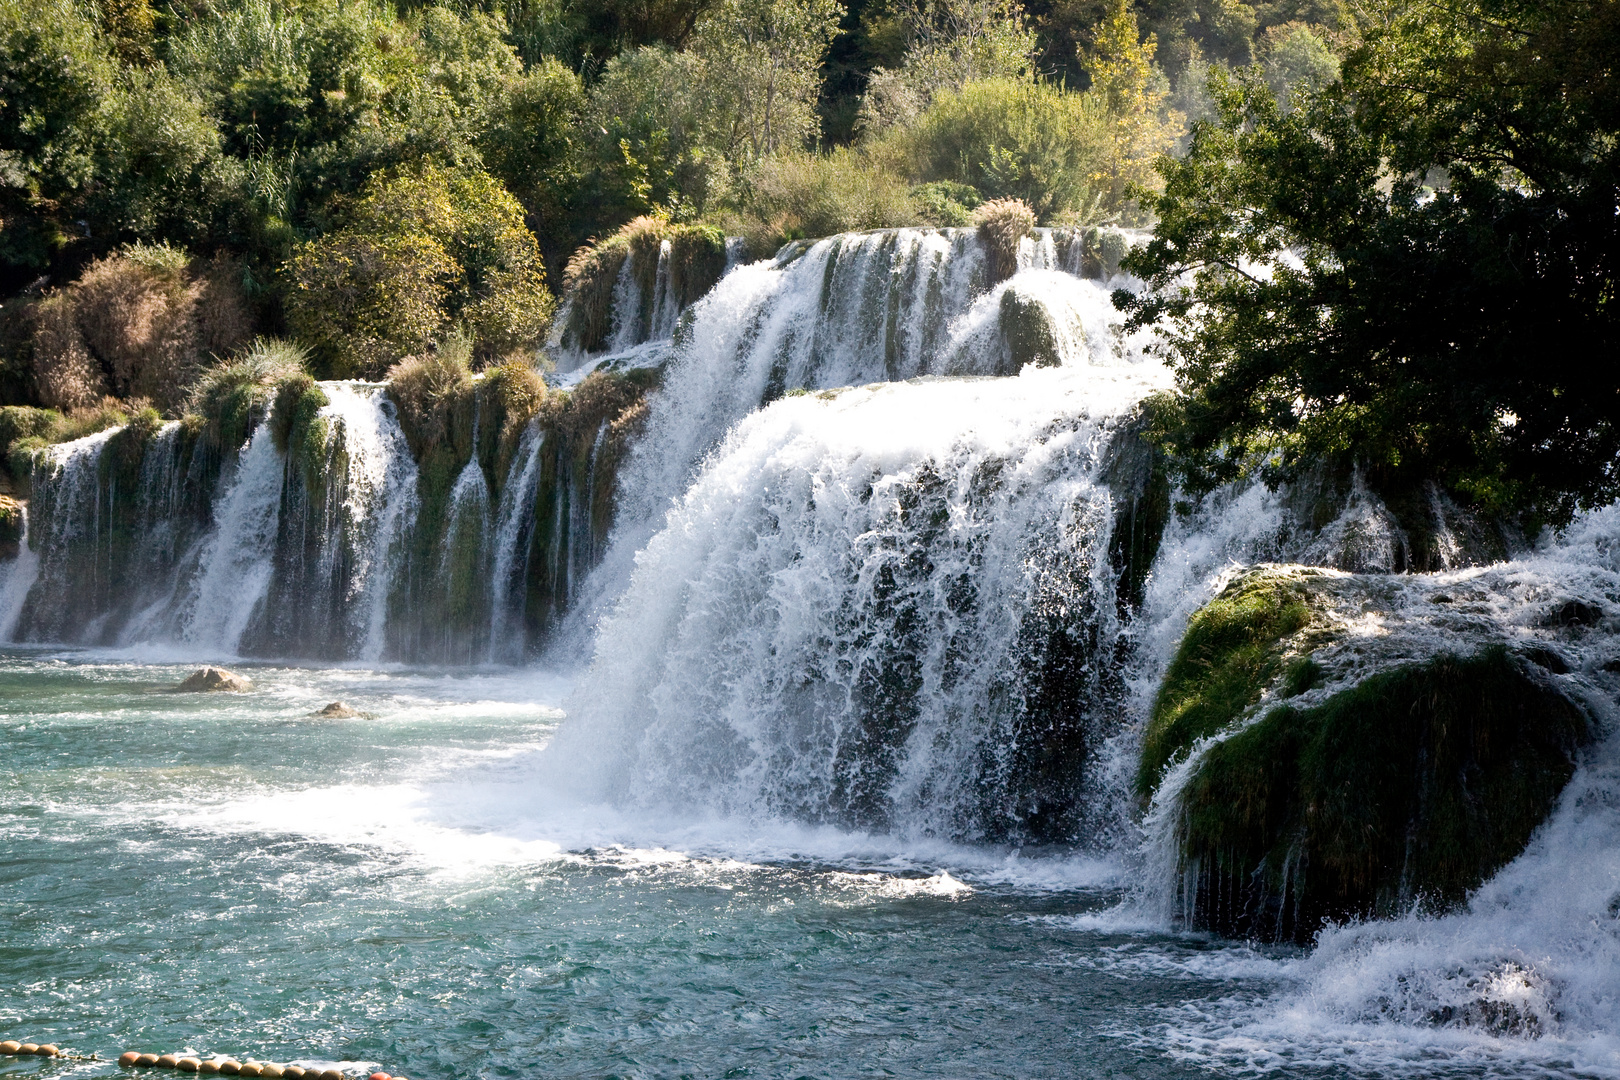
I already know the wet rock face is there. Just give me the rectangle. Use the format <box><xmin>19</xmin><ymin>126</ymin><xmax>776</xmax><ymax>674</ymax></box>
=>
<box><xmin>176</xmin><ymin>666</ymin><xmax>251</xmax><ymax>692</ymax></box>
<box><xmin>1147</xmin><ymin>565</ymin><xmax>1597</xmax><ymax>943</ymax></box>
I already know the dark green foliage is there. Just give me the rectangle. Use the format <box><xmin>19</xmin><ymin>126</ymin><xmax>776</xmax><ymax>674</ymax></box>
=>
<box><xmin>1120</xmin><ymin>0</ymin><xmax>1620</xmax><ymax>529</ymax></box>
<box><xmin>0</xmin><ymin>406</ymin><xmax>59</xmax><ymax>486</ymax></box>
<box><xmin>910</xmin><ymin>180</ymin><xmax>982</xmax><ymax>226</ymax></box>
<box><xmin>1137</xmin><ymin>567</ymin><xmax>1317</xmax><ymax>797</ymax></box>
<box><xmin>1178</xmin><ymin>647</ymin><xmax>1590</xmax><ymax>941</ymax></box>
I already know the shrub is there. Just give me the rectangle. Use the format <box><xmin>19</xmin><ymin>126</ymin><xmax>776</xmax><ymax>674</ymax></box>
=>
<box><xmin>386</xmin><ymin>336</ymin><xmax>476</xmax><ymax>459</ymax></box>
<box><xmin>911</xmin><ymin>180</ymin><xmax>983</xmax><ymax>226</ymax></box>
<box><xmin>287</xmin><ymin>233</ymin><xmax>454</xmax><ymax>379</ymax></box>
<box><xmin>972</xmin><ymin>196</ymin><xmax>1035</xmax><ymax>283</ymax></box>
<box><xmin>188</xmin><ymin>337</ymin><xmax>309</xmax><ymax>451</ymax></box>
<box><xmin>23</xmin><ymin>248</ymin><xmax>253</xmax><ymax>414</ymax></box>
<box><xmin>285</xmin><ymin>165</ymin><xmax>553</xmax><ymax>375</ymax></box>
<box><xmin>29</xmin><ymin>292</ymin><xmax>105</xmax><ymax>410</ymax></box>
<box><xmin>726</xmin><ymin>147</ymin><xmax>919</xmax><ymax>255</ymax></box>
<box><xmin>899</xmin><ymin>77</ymin><xmax>1109</xmax><ymax>220</ymax></box>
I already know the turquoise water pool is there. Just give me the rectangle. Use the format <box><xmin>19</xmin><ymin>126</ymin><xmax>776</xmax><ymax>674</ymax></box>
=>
<box><xmin>3</xmin><ymin>650</ymin><xmax>1610</xmax><ymax>1080</ymax></box>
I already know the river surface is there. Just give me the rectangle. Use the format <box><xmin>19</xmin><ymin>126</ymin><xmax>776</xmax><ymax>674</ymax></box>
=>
<box><xmin>4</xmin><ymin>649</ymin><xmax>1615</xmax><ymax>1080</ymax></box>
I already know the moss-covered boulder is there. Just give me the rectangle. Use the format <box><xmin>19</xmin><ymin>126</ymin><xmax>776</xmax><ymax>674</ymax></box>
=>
<box><xmin>1180</xmin><ymin>648</ymin><xmax>1588</xmax><ymax>941</ymax></box>
<box><xmin>1146</xmin><ymin>565</ymin><xmax>1595</xmax><ymax>942</ymax></box>
<box><xmin>997</xmin><ymin>286</ymin><xmax>1066</xmax><ymax>374</ymax></box>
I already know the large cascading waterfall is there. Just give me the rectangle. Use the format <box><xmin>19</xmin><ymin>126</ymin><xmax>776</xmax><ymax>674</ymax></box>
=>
<box><xmin>548</xmin><ymin>365</ymin><xmax>1172</xmax><ymax>844</ymax></box>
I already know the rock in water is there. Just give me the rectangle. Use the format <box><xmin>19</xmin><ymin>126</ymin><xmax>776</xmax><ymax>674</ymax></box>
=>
<box><xmin>176</xmin><ymin>667</ymin><xmax>252</xmax><ymax>693</ymax></box>
<box><xmin>312</xmin><ymin>702</ymin><xmax>358</xmax><ymax>718</ymax></box>
<box><xmin>1146</xmin><ymin>565</ymin><xmax>1594</xmax><ymax>943</ymax></box>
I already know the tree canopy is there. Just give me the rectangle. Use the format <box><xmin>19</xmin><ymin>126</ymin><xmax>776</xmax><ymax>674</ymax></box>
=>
<box><xmin>1120</xmin><ymin>0</ymin><xmax>1620</xmax><ymax>527</ymax></box>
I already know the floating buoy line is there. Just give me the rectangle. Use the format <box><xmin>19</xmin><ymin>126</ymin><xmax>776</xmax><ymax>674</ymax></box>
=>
<box><xmin>2</xmin><ymin>1040</ymin><xmax>410</xmax><ymax>1080</ymax></box>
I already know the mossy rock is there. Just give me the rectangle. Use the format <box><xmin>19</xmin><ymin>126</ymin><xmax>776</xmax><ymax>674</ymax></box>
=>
<box><xmin>998</xmin><ymin>286</ymin><xmax>1066</xmax><ymax>374</ymax></box>
<box><xmin>1137</xmin><ymin>566</ymin><xmax>1332</xmax><ymax>798</ymax></box>
<box><xmin>1177</xmin><ymin>647</ymin><xmax>1589</xmax><ymax>941</ymax></box>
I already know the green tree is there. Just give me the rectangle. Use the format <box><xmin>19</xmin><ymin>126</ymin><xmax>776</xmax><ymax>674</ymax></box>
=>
<box><xmin>692</xmin><ymin>0</ymin><xmax>842</xmax><ymax>160</ymax></box>
<box><xmin>0</xmin><ymin>0</ymin><xmax>113</xmax><ymax>278</ymax></box>
<box><xmin>286</xmin><ymin>165</ymin><xmax>553</xmax><ymax>375</ymax></box>
<box><xmin>1120</xmin><ymin>0</ymin><xmax>1620</xmax><ymax>527</ymax></box>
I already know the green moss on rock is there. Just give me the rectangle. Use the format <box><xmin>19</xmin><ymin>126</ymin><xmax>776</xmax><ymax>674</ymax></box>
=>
<box><xmin>1137</xmin><ymin>567</ymin><xmax>1328</xmax><ymax>798</ymax></box>
<box><xmin>1178</xmin><ymin>647</ymin><xmax>1589</xmax><ymax>941</ymax></box>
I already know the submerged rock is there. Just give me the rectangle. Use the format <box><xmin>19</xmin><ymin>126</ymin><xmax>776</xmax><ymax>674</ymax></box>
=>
<box><xmin>176</xmin><ymin>667</ymin><xmax>252</xmax><ymax>693</ymax></box>
<box><xmin>312</xmin><ymin>701</ymin><xmax>359</xmax><ymax>718</ymax></box>
<box><xmin>1145</xmin><ymin>565</ymin><xmax>1596</xmax><ymax>943</ymax></box>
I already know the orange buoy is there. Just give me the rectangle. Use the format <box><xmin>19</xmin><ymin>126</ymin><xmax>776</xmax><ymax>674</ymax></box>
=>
<box><xmin>369</xmin><ymin>1072</ymin><xmax>390</xmax><ymax>1080</ymax></box>
<box><xmin>178</xmin><ymin>1059</ymin><xmax>201</xmax><ymax>1072</ymax></box>
<box><xmin>18</xmin><ymin>1044</ymin><xmax>38</xmax><ymax>1055</ymax></box>
<box><xmin>121</xmin><ymin>1052</ymin><xmax>143</xmax><ymax>1066</ymax></box>
<box><xmin>137</xmin><ymin>1054</ymin><xmax>161</xmax><ymax>1067</ymax></box>
<box><xmin>35</xmin><ymin>1045</ymin><xmax>59</xmax><ymax>1057</ymax></box>
<box><xmin>217</xmin><ymin>1061</ymin><xmax>241</xmax><ymax>1076</ymax></box>
<box><xmin>156</xmin><ymin>1055</ymin><xmax>180</xmax><ymax>1068</ymax></box>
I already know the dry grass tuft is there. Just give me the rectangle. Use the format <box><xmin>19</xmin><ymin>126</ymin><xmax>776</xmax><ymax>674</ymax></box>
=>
<box><xmin>973</xmin><ymin>197</ymin><xmax>1036</xmax><ymax>285</ymax></box>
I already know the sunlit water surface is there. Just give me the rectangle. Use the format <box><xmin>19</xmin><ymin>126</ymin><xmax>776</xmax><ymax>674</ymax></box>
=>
<box><xmin>0</xmin><ymin>651</ymin><xmax>1601</xmax><ymax>1080</ymax></box>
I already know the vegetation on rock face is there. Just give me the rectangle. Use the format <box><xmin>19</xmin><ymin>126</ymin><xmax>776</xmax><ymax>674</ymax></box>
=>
<box><xmin>1137</xmin><ymin>566</ymin><xmax>1323</xmax><ymax>798</ymax></box>
<box><xmin>188</xmin><ymin>338</ymin><xmax>309</xmax><ymax>452</ymax></box>
<box><xmin>559</xmin><ymin>217</ymin><xmax>727</xmax><ymax>352</ymax></box>
<box><xmin>1178</xmin><ymin>647</ymin><xmax>1590</xmax><ymax>941</ymax></box>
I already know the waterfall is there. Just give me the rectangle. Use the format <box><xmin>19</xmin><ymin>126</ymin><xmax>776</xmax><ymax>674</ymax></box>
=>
<box><xmin>178</xmin><ymin>410</ymin><xmax>287</xmax><ymax>654</ymax></box>
<box><xmin>0</xmin><ymin>502</ymin><xmax>39</xmax><ymax>639</ymax></box>
<box><xmin>488</xmin><ymin>421</ymin><xmax>544</xmax><ymax>663</ymax></box>
<box><xmin>549</xmin><ymin>363</ymin><xmax>1172</xmax><ymax>842</ymax></box>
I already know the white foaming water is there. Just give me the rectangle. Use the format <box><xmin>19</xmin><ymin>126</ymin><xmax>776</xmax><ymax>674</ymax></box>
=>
<box><xmin>319</xmin><ymin>383</ymin><xmax>420</xmax><ymax>661</ymax></box>
<box><xmin>178</xmin><ymin>415</ymin><xmax>287</xmax><ymax>654</ymax></box>
<box><xmin>548</xmin><ymin>362</ymin><xmax>1171</xmax><ymax>840</ymax></box>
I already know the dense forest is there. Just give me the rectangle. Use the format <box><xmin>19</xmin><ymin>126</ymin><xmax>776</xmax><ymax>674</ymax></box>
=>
<box><xmin>0</xmin><ymin>0</ymin><xmax>1614</xmax><ymax>525</ymax></box>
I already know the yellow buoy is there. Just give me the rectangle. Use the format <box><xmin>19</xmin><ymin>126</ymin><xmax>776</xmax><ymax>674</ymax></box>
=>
<box><xmin>18</xmin><ymin>1044</ymin><xmax>38</xmax><ymax>1055</ymax></box>
<box><xmin>238</xmin><ymin>1063</ymin><xmax>263</xmax><ymax>1077</ymax></box>
<box><xmin>35</xmin><ymin>1045</ymin><xmax>59</xmax><ymax>1057</ymax></box>
<box><xmin>0</xmin><ymin>1042</ymin><xmax>20</xmax><ymax>1054</ymax></box>
<box><xmin>319</xmin><ymin>1069</ymin><xmax>345</xmax><ymax>1080</ymax></box>
<box><xmin>199</xmin><ymin>1061</ymin><xmax>222</xmax><ymax>1074</ymax></box>
<box><xmin>280</xmin><ymin>1068</ymin><xmax>304</xmax><ymax>1078</ymax></box>
<box><xmin>260</xmin><ymin>1065</ymin><xmax>284</xmax><ymax>1078</ymax></box>
<box><xmin>156</xmin><ymin>1054</ymin><xmax>179</xmax><ymax>1068</ymax></box>
<box><xmin>178</xmin><ymin>1058</ymin><xmax>201</xmax><ymax>1072</ymax></box>
<box><xmin>136</xmin><ymin>1054</ymin><xmax>161</xmax><ymax>1066</ymax></box>
<box><xmin>121</xmin><ymin>1052</ymin><xmax>143</xmax><ymax>1066</ymax></box>
<box><xmin>217</xmin><ymin>1061</ymin><xmax>241</xmax><ymax>1075</ymax></box>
